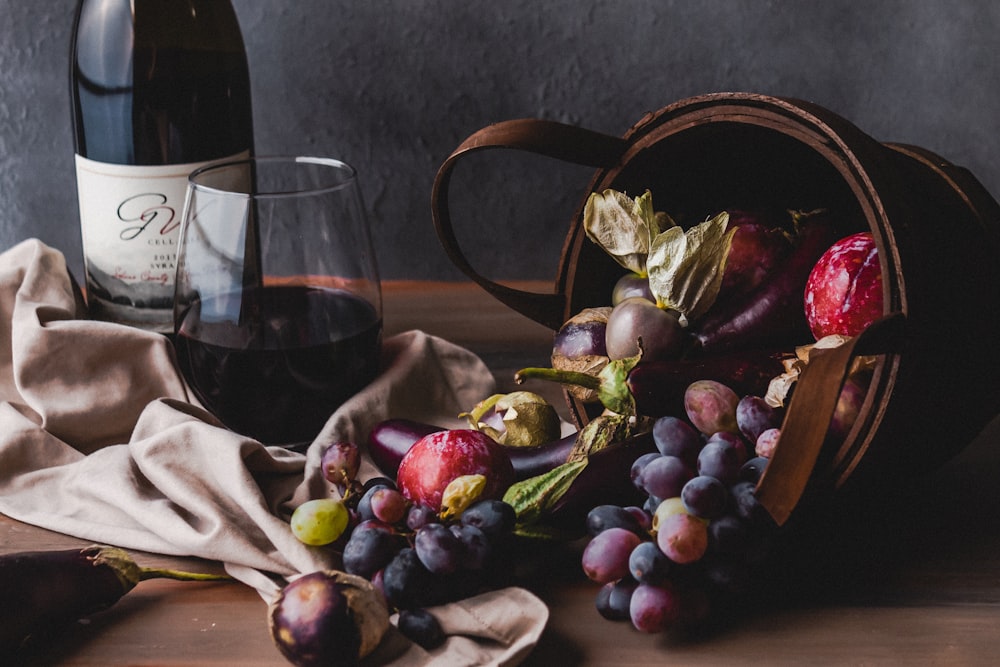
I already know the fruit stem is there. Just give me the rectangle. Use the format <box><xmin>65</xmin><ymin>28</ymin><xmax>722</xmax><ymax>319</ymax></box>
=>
<box><xmin>514</xmin><ymin>367</ymin><xmax>602</xmax><ymax>391</ymax></box>
<box><xmin>139</xmin><ymin>567</ymin><xmax>234</xmax><ymax>582</ymax></box>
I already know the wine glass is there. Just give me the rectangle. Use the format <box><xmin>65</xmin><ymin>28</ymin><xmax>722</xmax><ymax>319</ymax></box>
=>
<box><xmin>173</xmin><ymin>156</ymin><xmax>382</xmax><ymax>448</ymax></box>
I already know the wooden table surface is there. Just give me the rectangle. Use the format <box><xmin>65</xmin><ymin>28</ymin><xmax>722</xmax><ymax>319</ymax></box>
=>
<box><xmin>4</xmin><ymin>280</ymin><xmax>1000</xmax><ymax>666</ymax></box>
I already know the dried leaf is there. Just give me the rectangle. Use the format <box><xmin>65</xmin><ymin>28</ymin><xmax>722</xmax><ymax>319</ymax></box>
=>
<box><xmin>647</xmin><ymin>211</ymin><xmax>735</xmax><ymax>322</ymax></box>
<box><xmin>583</xmin><ymin>189</ymin><xmax>666</xmax><ymax>275</ymax></box>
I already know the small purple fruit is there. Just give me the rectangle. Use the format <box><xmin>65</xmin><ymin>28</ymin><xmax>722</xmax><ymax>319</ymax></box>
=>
<box><xmin>267</xmin><ymin>571</ymin><xmax>389</xmax><ymax>667</ymax></box>
<box><xmin>606</xmin><ymin>297</ymin><xmax>685</xmax><ymax>362</ymax></box>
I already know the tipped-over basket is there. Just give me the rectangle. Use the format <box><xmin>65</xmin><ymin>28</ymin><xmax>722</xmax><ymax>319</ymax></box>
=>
<box><xmin>431</xmin><ymin>92</ymin><xmax>1000</xmax><ymax>525</ymax></box>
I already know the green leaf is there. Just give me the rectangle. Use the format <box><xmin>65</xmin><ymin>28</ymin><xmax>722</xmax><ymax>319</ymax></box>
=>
<box><xmin>502</xmin><ymin>458</ymin><xmax>589</xmax><ymax>526</ymax></box>
<box><xmin>647</xmin><ymin>211</ymin><xmax>735</xmax><ymax>321</ymax></box>
<box><xmin>583</xmin><ymin>189</ymin><xmax>670</xmax><ymax>275</ymax></box>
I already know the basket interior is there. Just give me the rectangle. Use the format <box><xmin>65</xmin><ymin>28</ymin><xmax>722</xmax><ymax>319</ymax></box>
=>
<box><xmin>562</xmin><ymin>120</ymin><xmax>886</xmax><ymax>486</ymax></box>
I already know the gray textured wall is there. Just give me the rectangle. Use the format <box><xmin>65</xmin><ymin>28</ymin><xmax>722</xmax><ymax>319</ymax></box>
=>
<box><xmin>2</xmin><ymin>1</ymin><xmax>999</xmax><ymax>283</ymax></box>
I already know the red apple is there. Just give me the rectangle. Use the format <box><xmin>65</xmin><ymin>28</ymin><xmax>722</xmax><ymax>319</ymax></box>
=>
<box><xmin>395</xmin><ymin>429</ymin><xmax>515</xmax><ymax>512</ymax></box>
<box><xmin>804</xmin><ymin>232</ymin><xmax>884</xmax><ymax>339</ymax></box>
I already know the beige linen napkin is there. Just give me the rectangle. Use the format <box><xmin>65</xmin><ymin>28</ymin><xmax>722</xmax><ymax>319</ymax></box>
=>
<box><xmin>0</xmin><ymin>239</ymin><xmax>548</xmax><ymax>665</ymax></box>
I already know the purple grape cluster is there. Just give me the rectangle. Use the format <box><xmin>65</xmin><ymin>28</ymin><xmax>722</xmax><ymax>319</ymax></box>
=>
<box><xmin>305</xmin><ymin>447</ymin><xmax>519</xmax><ymax>621</ymax></box>
<box><xmin>583</xmin><ymin>381</ymin><xmax>785</xmax><ymax>633</ymax></box>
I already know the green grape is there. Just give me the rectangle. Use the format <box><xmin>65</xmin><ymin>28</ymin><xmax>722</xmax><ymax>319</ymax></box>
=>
<box><xmin>291</xmin><ymin>498</ymin><xmax>350</xmax><ymax>546</ymax></box>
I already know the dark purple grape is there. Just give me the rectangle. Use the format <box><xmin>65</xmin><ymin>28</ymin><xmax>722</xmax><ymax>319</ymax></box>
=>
<box><xmin>397</xmin><ymin>608</ymin><xmax>446</xmax><ymax>650</ymax></box>
<box><xmin>697</xmin><ymin>440</ymin><xmax>746</xmax><ymax>485</ymax></box>
<box><xmin>623</xmin><ymin>506</ymin><xmax>653</xmax><ymax>532</ymax></box>
<box><xmin>414</xmin><ymin>523</ymin><xmax>464</xmax><ymax>575</ymax></box>
<box><xmin>362</xmin><ymin>476</ymin><xmax>396</xmax><ymax>493</ymax></box>
<box><xmin>705</xmin><ymin>430</ymin><xmax>748</xmax><ymax>455</ymax></box>
<box><xmin>630</xmin><ymin>452</ymin><xmax>662</xmax><ymax>491</ymax></box>
<box><xmin>382</xmin><ymin>547</ymin><xmax>439</xmax><ymax>610</ymax></box>
<box><xmin>406</xmin><ymin>504</ymin><xmax>437</xmax><ymax>531</ymax></box>
<box><xmin>459</xmin><ymin>499</ymin><xmax>516</xmax><ymax>539</ymax></box>
<box><xmin>739</xmin><ymin>456</ymin><xmax>769</xmax><ymax>483</ymax></box>
<box><xmin>736</xmin><ymin>395</ymin><xmax>783</xmax><ymax>443</ymax></box>
<box><xmin>606</xmin><ymin>297</ymin><xmax>685</xmax><ymax>362</ymax></box>
<box><xmin>729</xmin><ymin>481</ymin><xmax>762</xmax><ymax>522</ymax></box>
<box><xmin>581</xmin><ymin>527</ymin><xmax>643</xmax><ymax>584</ymax></box>
<box><xmin>707</xmin><ymin>515</ymin><xmax>750</xmax><ymax>555</ymax></box>
<box><xmin>595</xmin><ymin>577</ymin><xmax>638</xmax><ymax>621</ymax></box>
<box><xmin>629</xmin><ymin>582</ymin><xmax>681</xmax><ymax>633</ymax></box>
<box><xmin>342</xmin><ymin>523</ymin><xmax>405</xmax><ymax>579</ymax></box>
<box><xmin>449</xmin><ymin>523</ymin><xmax>491</xmax><ymax>570</ymax></box>
<box><xmin>681</xmin><ymin>475</ymin><xmax>728</xmax><ymax>519</ymax></box>
<box><xmin>640</xmin><ymin>455</ymin><xmax>693</xmax><ymax>500</ymax></box>
<box><xmin>628</xmin><ymin>540</ymin><xmax>671</xmax><ymax>585</ymax></box>
<box><xmin>586</xmin><ymin>504</ymin><xmax>647</xmax><ymax>538</ymax></box>
<box><xmin>643</xmin><ymin>494</ymin><xmax>663</xmax><ymax>515</ymax></box>
<box><xmin>651</xmin><ymin>416</ymin><xmax>702</xmax><ymax>465</ymax></box>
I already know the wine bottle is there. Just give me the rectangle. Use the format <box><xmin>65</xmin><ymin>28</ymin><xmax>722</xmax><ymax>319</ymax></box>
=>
<box><xmin>70</xmin><ymin>0</ymin><xmax>254</xmax><ymax>332</ymax></box>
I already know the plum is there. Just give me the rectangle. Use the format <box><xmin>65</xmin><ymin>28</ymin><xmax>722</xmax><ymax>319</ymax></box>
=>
<box><xmin>267</xmin><ymin>571</ymin><xmax>389</xmax><ymax>667</ymax></box>
<box><xmin>395</xmin><ymin>430</ymin><xmax>515</xmax><ymax>512</ymax></box>
<box><xmin>804</xmin><ymin>231</ymin><xmax>883</xmax><ymax>339</ymax></box>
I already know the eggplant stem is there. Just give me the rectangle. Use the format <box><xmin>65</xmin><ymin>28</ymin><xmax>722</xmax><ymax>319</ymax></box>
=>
<box><xmin>138</xmin><ymin>567</ymin><xmax>233</xmax><ymax>582</ymax></box>
<box><xmin>515</xmin><ymin>367</ymin><xmax>602</xmax><ymax>391</ymax></box>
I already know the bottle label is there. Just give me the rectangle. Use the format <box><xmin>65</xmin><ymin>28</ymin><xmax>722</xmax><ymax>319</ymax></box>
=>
<box><xmin>74</xmin><ymin>152</ymin><xmax>247</xmax><ymax>329</ymax></box>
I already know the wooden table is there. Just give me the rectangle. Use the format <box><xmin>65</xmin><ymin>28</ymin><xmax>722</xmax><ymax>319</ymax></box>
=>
<box><xmin>4</xmin><ymin>280</ymin><xmax>1000</xmax><ymax>665</ymax></box>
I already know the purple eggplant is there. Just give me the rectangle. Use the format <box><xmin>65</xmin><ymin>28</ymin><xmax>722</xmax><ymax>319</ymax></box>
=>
<box><xmin>504</xmin><ymin>431</ymin><xmax>658</xmax><ymax>537</ymax></box>
<box><xmin>267</xmin><ymin>570</ymin><xmax>389</xmax><ymax>667</ymax></box>
<box><xmin>366</xmin><ymin>419</ymin><xmax>443</xmax><ymax>478</ymax></box>
<box><xmin>367</xmin><ymin>418</ymin><xmax>577</xmax><ymax>481</ymax></box>
<box><xmin>691</xmin><ymin>210</ymin><xmax>845</xmax><ymax>353</ymax></box>
<box><xmin>0</xmin><ymin>545</ymin><xmax>230</xmax><ymax>658</ymax></box>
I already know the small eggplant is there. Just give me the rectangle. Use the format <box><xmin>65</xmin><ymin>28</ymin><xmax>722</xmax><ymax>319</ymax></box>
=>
<box><xmin>691</xmin><ymin>210</ymin><xmax>846</xmax><ymax>353</ymax></box>
<box><xmin>503</xmin><ymin>431</ymin><xmax>657</xmax><ymax>537</ymax></box>
<box><xmin>367</xmin><ymin>418</ymin><xmax>577</xmax><ymax>482</ymax></box>
<box><xmin>0</xmin><ymin>545</ymin><xmax>230</xmax><ymax>658</ymax></box>
<box><xmin>267</xmin><ymin>570</ymin><xmax>389</xmax><ymax>667</ymax></box>
<box><xmin>366</xmin><ymin>419</ymin><xmax>442</xmax><ymax>478</ymax></box>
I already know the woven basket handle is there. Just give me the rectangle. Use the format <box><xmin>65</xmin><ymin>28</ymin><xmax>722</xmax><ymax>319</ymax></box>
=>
<box><xmin>756</xmin><ymin>312</ymin><xmax>907</xmax><ymax>525</ymax></box>
<box><xmin>431</xmin><ymin>119</ymin><xmax>628</xmax><ymax>330</ymax></box>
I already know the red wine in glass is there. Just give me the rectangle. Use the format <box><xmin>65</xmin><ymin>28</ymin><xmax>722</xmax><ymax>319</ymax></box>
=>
<box><xmin>175</xmin><ymin>284</ymin><xmax>381</xmax><ymax>446</ymax></box>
